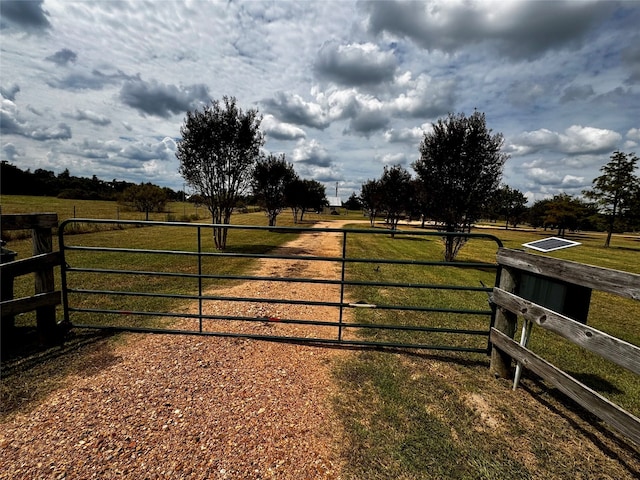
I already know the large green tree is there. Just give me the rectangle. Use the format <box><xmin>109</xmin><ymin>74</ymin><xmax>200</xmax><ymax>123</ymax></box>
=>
<box><xmin>344</xmin><ymin>192</ymin><xmax>362</xmax><ymax>211</ymax></box>
<box><xmin>251</xmin><ymin>154</ymin><xmax>297</xmax><ymax>226</ymax></box>
<box><xmin>413</xmin><ymin>111</ymin><xmax>508</xmax><ymax>260</ymax></box>
<box><xmin>624</xmin><ymin>183</ymin><xmax>640</xmax><ymax>231</ymax></box>
<box><xmin>409</xmin><ymin>178</ymin><xmax>431</xmax><ymax>227</ymax></box>
<box><xmin>285</xmin><ymin>178</ymin><xmax>328</xmax><ymax>223</ymax></box>
<box><xmin>583</xmin><ymin>150</ymin><xmax>640</xmax><ymax>247</ymax></box>
<box><xmin>496</xmin><ymin>185</ymin><xmax>528</xmax><ymax>229</ymax></box>
<box><xmin>528</xmin><ymin>198</ymin><xmax>553</xmax><ymax>229</ymax></box>
<box><xmin>379</xmin><ymin>164</ymin><xmax>413</xmax><ymax>232</ymax></box>
<box><xmin>119</xmin><ymin>183</ymin><xmax>168</xmax><ymax>221</ymax></box>
<box><xmin>360</xmin><ymin>178</ymin><xmax>384</xmax><ymax>227</ymax></box>
<box><xmin>176</xmin><ymin>96</ymin><xmax>264</xmax><ymax>249</ymax></box>
<box><xmin>543</xmin><ymin>193</ymin><xmax>586</xmax><ymax>237</ymax></box>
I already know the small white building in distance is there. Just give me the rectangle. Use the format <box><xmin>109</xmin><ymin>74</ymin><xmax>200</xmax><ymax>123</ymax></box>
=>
<box><xmin>326</xmin><ymin>196</ymin><xmax>343</xmax><ymax>214</ymax></box>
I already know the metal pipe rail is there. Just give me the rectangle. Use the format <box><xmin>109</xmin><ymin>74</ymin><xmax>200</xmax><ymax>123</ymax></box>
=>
<box><xmin>59</xmin><ymin>218</ymin><xmax>503</xmax><ymax>353</ymax></box>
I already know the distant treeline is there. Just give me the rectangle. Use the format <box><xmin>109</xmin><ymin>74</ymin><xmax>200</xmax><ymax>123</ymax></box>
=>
<box><xmin>1</xmin><ymin>161</ymin><xmax>181</xmax><ymax>201</ymax></box>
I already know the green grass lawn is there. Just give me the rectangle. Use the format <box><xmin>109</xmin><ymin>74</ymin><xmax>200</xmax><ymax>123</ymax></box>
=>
<box><xmin>1</xmin><ymin>194</ymin><xmax>204</xmax><ymax>221</ymax></box>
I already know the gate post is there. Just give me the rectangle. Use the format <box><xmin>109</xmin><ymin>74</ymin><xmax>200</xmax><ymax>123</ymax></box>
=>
<box><xmin>33</xmin><ymin>224</ymin><xmax>60</xmax><ymax>345</ymax></box>
<box><xmin>490</xmin><ymin>265</ymin><xmax>518</xmax><ymax>378</ymax></box>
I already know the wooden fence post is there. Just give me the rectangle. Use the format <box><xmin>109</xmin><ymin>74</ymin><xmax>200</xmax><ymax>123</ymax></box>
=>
<box><xmin>490</xmin><ymin>265</ymin><xmax>518</xmax><ymax>378</ymax></box>
<box><xmin>32</xmin><ymin>225</ymin><xmax>59</xmax><ymax>345</ymax></box>
<box><xmin>1</xmin><ymin>248</ymin><xmax>16</xmax><ymax>354</ymax></box>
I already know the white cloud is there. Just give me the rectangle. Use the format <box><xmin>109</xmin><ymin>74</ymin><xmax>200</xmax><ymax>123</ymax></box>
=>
<box><xmin>384</xmin><ymin>124</ymin><xmax>430</xmax><ymax>144</ymax></box>
<box><xmin>263</xmin><ymin>92</ymin><xmax>329</xmax><ymax>130</ymax></box>
<box><xmin>526</xmin><ymin>167</ymin><xmax>562</xmax><ymax>185</ymax></box>
<box><xmin>262</xmin><ymin>114</ymin><xmax>306</xmax><ymax>141</ymax></box>
<box><xmin>388</xmin><ymin>73</ymin><xmax>455</xmax><ymax>118</ymax></box>
<box><xmin>560</xmin><ymin>175</ymin><xmax>586</xmax><ymax>187</ymax></box>
<box><xmin>64</xmin><ymin>109</ymin><xmax>111</xmax><ymax>126</ymax></box>
<box><xmin>377</xmin><ymin>152</ymin><xmax>407</xmax><ymax>165</ymax></box>
<box><xmin>560</xmin><ymin>125</ymin><xmax>622</xmax><ymax>154</ymax></box>
<box><xmin>510</xmin><ymin>125</ymin><xmax>622</xmax><ymax>156</ymax></box>
<box><xmin>291</xmin><ymin>139</ymin><xmax>332</xmax><ymax>167</ymax></box>
<box><xmin>626</xmin><ymin>128</ymin><xmax>640</xmax><ymax>142</ymax></box>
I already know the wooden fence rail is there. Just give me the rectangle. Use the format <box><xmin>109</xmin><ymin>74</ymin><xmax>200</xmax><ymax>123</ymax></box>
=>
<box><xmin>1</xmin><ymin>213</ymin><xmax>63</xmax><ymax>348</ymax></box>
<box><xmin>490</xmin><ymin>247</ymin><xmax>640</xmax><ymax>445</ymax></box>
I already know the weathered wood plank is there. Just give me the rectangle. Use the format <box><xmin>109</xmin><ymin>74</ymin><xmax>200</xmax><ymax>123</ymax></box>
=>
<box><xmin>0</xmin><ymin>291</ymin><xmax>61</xmax><ymax>318</ymax></box>
<box><xmin>0</xmin><ymin>252</ymin><xmax>62</xmax><ymax>278</ymax></box>
<box><xmin>490</xmin><ymin>266</ymin><xmax>518</xmax><ymax>378</ymax></box>
<box><xmin>31</xmin><ymin>226</ymin><xmax>58</xmax><ymax>345</ymax></box>
<box><xmin>33</xmin><ymin>227</ymin><xmax>54</xmax><ymax>291</ymax></box>
<box><xmin>491</xmin><ymin>328</ymin><xmax>640</xmax><ymax>446</ymax></box>
<box><xmin>0</xmin><ymin>213</ymin><xmax>58</xmax><ymax>230</ymax></box>
<box><xmin>496</xmin><ymin>248</ymin><xmax>640</xmax><ymax>300</ymax></box>
<box><xmin>493</xmin><ymin>288</ymin><xmax>640</xmax><ymax>375</ymax></box>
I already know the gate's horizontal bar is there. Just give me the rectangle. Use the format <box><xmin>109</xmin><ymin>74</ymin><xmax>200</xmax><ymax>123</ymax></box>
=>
<box><xmin>66</xmin><ymin>267</ymin><xmax>341</xmax><ymax>285</ymax></box>
<box><xmin>66</xmin><ymin>267</ymin><xmax>494</xmax><ymax>292</ymax></box>
<box><xmin>68</xmin><ymin>322</ymin><xmax>490</xmax><ymax>353</ymax></box>
<box><xmin>58</xmin><ymin>218</ymin><xmax>503</xmax><ymax>245</ymax></box>
<box><xmin>68</xmin><ymin>288</ymin><xmax>343</xmax><ymax>308</ymax></box>
<box><xmin>67</xmin><ymin>288</ymin><xmax>492</xmax><ymax>316</ymax></box>
<box><xmin>67</xmin><ymin>308</ymin><xmax>490</xmax><ymax>336</ymax></box>
<box><xmin>64</xmin><ymin>245</ymin><xmax>339</xmax><ymax>263</ymax></box>
<box><xmin>64</xmin><ymin>245</ymin><xmax>497</xmax><ymax>269</ymax></box>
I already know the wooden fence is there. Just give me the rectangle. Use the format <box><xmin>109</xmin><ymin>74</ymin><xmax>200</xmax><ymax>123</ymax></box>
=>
<box><xmin>1</xmin><ymin>213</ymin><xmax>63</xmax><ymax>348</ymax></box>
<box><xmin>490</xmin><ymin>247</ymin><xmax>640</xmax><ymax>445</ymax></box>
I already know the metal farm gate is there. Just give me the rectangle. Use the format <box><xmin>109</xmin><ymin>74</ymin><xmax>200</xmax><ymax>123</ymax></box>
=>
<box><xmin>59</xmin><ymin>219</ymin><xmax>503</xmax><ymax>353</ymax></box>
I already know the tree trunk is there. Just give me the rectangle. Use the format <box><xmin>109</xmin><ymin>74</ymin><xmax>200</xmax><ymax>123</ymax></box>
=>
<box><xmin>604</xmin><ymin>202</ymin><xmax>617</xmax><ymax>248</ymax></box>
<box><xmin>211</xmin><ymin>208</ymin><xmax>228</xmax><ymax>250</ymax></box>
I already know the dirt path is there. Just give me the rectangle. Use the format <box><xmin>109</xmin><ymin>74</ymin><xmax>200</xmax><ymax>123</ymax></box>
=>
<box><xmin>0</xmin><ymin>222</ymin><xmax>350</xmax><ymax>479</ymax></box>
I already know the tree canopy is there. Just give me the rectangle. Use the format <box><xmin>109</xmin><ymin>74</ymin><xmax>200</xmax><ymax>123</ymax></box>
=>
<box><xmin>176</xmin><ymin>96</ymin><xmax>264</xmax><ymax>249</ymax></box>
<box><xmin>344</xmin><ymin>192</ymin><xmax>362</xmax><ymax>211</ymax></box>
<box><xmin>119</xmin><ymin>183</ymin><xmax>168</xmax><ymax>220</ymax></box>
<box><xmin>380</xmin><ymin>164</ymin><xmax>413</xmax><ymax>232</ymax></box>
<box><xmin>360</xmin><ymin>178</ymin><xmax>384</xmax><ymax>227</ymax></box>
<box><xmin>285</xmin><ymin>178</ymin><xmax>327</xmax><ymax>223</ymax></box>
<box><xmin>583</xmin><ymin>150</ymin><xmax>639</xmax><ymax>247</ymax></box>
<box><xmin>494</xmin><ymin>185</ymin><xmax>528</xmax><ymax>229</ymax></box>
<box><xmin>0</xmin><ymin>161</ymin><xmax>172</xmax><ymax>200</ymax></box>
<box><xmin>251</xmin><ymin>154</ymin><xmax>297</xmax><ymax>226</ymax></box>
<box><xmin>413</xmin><ymin>111</ymin><xmax>507</xmax><ymax>260</ymax></box>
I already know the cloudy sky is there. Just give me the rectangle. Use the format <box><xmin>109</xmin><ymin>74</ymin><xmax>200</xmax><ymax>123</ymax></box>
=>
<box><xmin>2</xmin><ymin>0</ymin><xmax>639</xmax><ymax>202</ymax></box>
